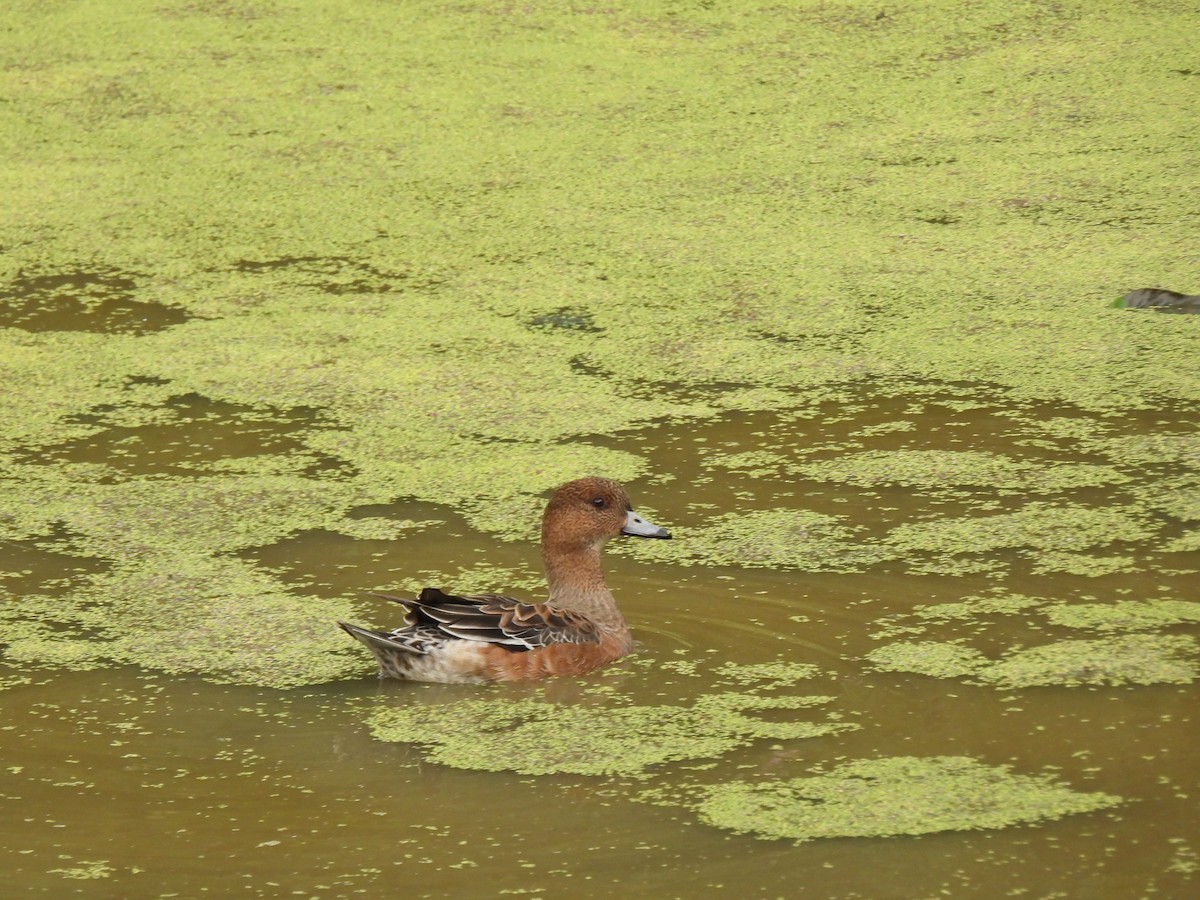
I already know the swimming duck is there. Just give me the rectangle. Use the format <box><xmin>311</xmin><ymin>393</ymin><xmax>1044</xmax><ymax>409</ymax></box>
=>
<box><xmin>338</xmin><ymin>476</ymin><xmax>671</xmax><ymax>682</ymax></box>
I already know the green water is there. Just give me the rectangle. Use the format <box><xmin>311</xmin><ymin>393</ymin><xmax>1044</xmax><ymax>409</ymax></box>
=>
<box><xmin>2</xmin><ymin>0</ymin><xmax>1198</xmax><ymax>896</ymax></box>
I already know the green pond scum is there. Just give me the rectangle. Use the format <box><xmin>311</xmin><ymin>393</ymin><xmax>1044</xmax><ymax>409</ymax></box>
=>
<box><xmin>367</xmin><ymin>689</ymin><xmax>855</xmax><ymax>778</ymax></box>
<box><xmin>0</xmin><ymin>0</ymin><xmax>1197</xmax><ymax>894</ymax></box>
<box><xmin>868</xmin><ymin>634</ymin><xmax>1199</xmax><ymax>688</ymax></box>
<box><xmin>1</xmin><ymin>0</ymin><xmax>1197</xmax><ymax>681</ymax></box>
<box><xmin>694</xmin><ymin>756</ymin><xmax>1124</xmax><ymax>843</ymax></box>
<box><xmin>867</xmin><ymin>593</ymin><xmax>1200</xmax><ymax>687</ymax></box>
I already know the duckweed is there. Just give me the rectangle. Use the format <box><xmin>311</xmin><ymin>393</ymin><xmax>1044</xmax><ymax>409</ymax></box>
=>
<box><xmin>790</xmin><ymin>450</ymin><xmax>1125</xmax><ymax>494</ymax></box>
<box><xmin>626</xmin><ymin>509</ymin><xmax>891</xmax><ymax>572</ymax></box>
<box><xmin>1140</xmin><ymin>476</ymin><xmax>1200</xmax><ymax>522</ymax></box>
<box><xmin>696</xmin><ymin>757</ymin><xmax>1123</xmax><ymax>843</ymax></box>
<box><xmin>868</xmin><ymin>635</ymin><xmax>1198</xmax><ymax>688</ymax></box>
<box><xmin>868</xmin><ymin>588</ymin><xmax>1200</xmax><ymax>689</ymax></box>
<box><xmin>1093</xmin><ymin>434</ymin><xmax>1200</xmax><ymax>470</ymax></box>
<box><xmin>368</xmin><ymin>692</ymin><xmax>855</xmax><ymax>777</ymax></box>
<box><xmin>0</xmin><ymin>0</ymin><xmax>1196</xmax><ymax>691</ymax></box>
<box><xmin>982</xmin><ymin>635</ymin><xmax>1198</xmax><ymax>688</ymax></box>
<box><xmin>1164</xmin><ymin>530</ymin><xmax>1200</xmax><ymax>554</ymax></box>
<box><xmin>866</xmin><ymin>641</ymin><xmax>993</xmax><ymax>680</ymax></box>
<box><xmin>886</xmin><ymin>501</ymin><xmax>1156</xmax><ymax>575</ymax></box>
<box><xmin>1042</xmin><ymin>599</ymin><xmax>1200</xmax><ymax>632</ymax></box>
<box><xmin>912</xmin><ymin>593</ymin><xmax>1046</xmax><ymax>621</ymax></box>
<box><xmin>714</xmin><ymin>661</ymin><xmax>823</xmax><ymax>687</ymax></box>
<box><xmin>1</xmin><ymin>558</ymin><xmax>368</xmax><ymax>688</ymax></box>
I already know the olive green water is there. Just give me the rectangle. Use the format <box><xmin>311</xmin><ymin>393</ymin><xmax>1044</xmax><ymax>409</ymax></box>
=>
<box><xmin>2</xmin><ymin>1</ymin><xmax>1198</xmax><ymax>896</ymax></box>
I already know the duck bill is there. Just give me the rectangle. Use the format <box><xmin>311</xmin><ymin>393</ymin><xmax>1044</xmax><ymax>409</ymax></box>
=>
<box><xmin>622</xmin><ymin>509</ymin><xmax>672</xmax><ymax>539</ymax></box>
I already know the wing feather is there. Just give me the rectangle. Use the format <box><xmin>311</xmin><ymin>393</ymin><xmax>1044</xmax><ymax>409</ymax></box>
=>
<box><xmin>373</xmin><ymin>587</ymin><xmax>601</xmax><ymax>650</ymax></box>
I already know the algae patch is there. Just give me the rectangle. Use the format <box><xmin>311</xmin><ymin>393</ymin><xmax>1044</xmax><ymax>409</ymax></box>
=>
<box><xmin>47</xmin><ymin>859</ymin><xmax>116</xmax><ymax>880</ymax></box>
<box><xmin>867</xmin><ymin>589</ymin><xmax>1200</xmax><ymax>688</ymax></box>
<box><xmin>625</xmin><ymin>508</ymin><xmax>890</xmax><ymax>572</ymax></box>
<box><xmin>696</xmin><ymin>757</ymin><xmax>1123</xmax><ymax>843</ymax></box>
<box><xmin>863</xmin><ymin>641</ymin><xmax>992</xmax><ymax>681</ymax></box>
<box><xmin>0</xmin><ymin>0</ymin><xmax>1196</xmax><ymax>698</ymax></box>
<box><xmin>886</xmin><ymin>501</ymin><xmax>1155</xmax><ymax>576</ymax></box>
<box><xmin>790</xmin><ymin>450</ymin><xmax>1125</xmax><ymax>495</ymax></box>
<box><xmin>1042</xmin><ymin>599</ymin><xmax>1200</xmax><ymax>632</ymax></box>
<box><xmin>367</xmin><ymin>691</ymin><xmax>854</xmax><ymax>777</ymax></box>
<box><xmin>913</xmin><ymin>593</ymin><xmax>1046</xmax><ymax>622</ymax></box>
<box><xmin>868</xmin><ymin>635</ymin><xmax>1198</xmax><ymax>688</ymax></box>
<box><xmin>714</xmin><ymin>661</ymin><xmax>822</xmax><ymax>688</ymax></box>
<box><xmin>0</xmin><ymin>465</ymin><xmax>377</xmax><ymax>687</ymax></box>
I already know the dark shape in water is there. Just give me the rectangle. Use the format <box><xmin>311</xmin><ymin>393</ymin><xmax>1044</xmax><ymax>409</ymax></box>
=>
<box><xmin>0</xmin><ymin>268</ymin><xmax>191</xmax><ymax>334</ymax></box>
<box><xmin>1111</xmin><ymin>288</ymin><xmax>1200</xmax><ymax>313</ymax></box>
<box><xmin>234</xmin><ymin>255</ymin><xmax>443</xmax><ymax>295</ymax></box>
<box><xmin>16</xmin><ymin>393</ymin><xmax>350</xmax><ymax>480</ymax></box>
<box><xmin>527</xmin><ymin>307</ymin><xmax>603</xmax><ymax>333</ymax></box>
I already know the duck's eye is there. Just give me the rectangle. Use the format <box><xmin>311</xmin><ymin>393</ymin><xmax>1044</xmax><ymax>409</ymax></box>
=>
<box><xmin>591</xmin><ymin>497</ymin><xmax>606</xmax><ymax>509</ymax></box>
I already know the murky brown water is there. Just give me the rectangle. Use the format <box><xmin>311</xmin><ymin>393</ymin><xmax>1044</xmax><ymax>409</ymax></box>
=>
<box><xmin>2</xmin><ymin>388</ymin><xmax>1197</xmax><ymax>898</ymax></box>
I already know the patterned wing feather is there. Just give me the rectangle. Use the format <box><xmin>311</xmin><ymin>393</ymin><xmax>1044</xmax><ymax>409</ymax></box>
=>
<box><xmin>373</xmin><ymin>588</ymin><xmax>601</xmax><ymax>649</ymax></box>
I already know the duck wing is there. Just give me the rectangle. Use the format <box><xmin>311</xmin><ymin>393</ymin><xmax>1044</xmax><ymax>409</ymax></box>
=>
<box><xmin>372</xmin><ymin>587</ymin><xmax>603</xmax><ymax>650</ymax></box>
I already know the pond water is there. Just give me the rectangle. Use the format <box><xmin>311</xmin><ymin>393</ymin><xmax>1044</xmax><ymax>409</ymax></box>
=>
<box><xmin>2</xmin><ymin>0</ymin><xmax>1198</xmax><ymax>896</ymax></box>
<box><xmin>2</xmin><ymin>388</ymin><xmax>1197</xmax><ymax>897</ymax></box>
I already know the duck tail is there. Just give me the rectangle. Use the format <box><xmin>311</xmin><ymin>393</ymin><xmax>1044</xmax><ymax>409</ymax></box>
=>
<box><xmin>337</xmin><ymin>621</ymin><xmax>426</xmax><ymax>655</ymax></box>
<box><xmin>369</xmin><ymin>591</ymin><xmax>415</xmax><ymax>606</ymax></box>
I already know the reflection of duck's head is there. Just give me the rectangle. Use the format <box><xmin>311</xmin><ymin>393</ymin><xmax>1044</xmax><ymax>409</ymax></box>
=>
<box><xmin>541</xmin><ymin>476</ymin><xmax>671</xmax><ymax>558</ymax></box>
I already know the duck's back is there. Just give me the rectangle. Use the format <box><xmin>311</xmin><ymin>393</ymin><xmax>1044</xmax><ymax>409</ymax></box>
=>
<box><xmin>337</xmin><ymin>588</ymin><xmax>631</xmax><ymax>682</ymax></box>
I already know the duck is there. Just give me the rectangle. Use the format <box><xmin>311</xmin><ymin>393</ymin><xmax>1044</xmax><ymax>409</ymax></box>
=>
<box><xmin>337</xmin><ymin>476</ymin><xmax>671</xmax><ymax>682</ymax></box>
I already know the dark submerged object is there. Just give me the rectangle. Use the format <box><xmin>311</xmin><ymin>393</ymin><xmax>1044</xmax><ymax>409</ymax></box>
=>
<box><xmin>1112</xmin><ymin>288</ymin><xmax>1200</xmax><ymax>313</ymax></box>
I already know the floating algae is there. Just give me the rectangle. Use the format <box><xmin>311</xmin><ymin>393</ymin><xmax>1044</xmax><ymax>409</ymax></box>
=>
<box><xmin>0</xmin><ymin>466</ymin><xmax>378</xmax><ymax>686</ymax></box>
<box><xmin>981</xmin><ymin>635</ymin><xmax>1199</xmax><ymax>688</ymax></box>
<box><xmin>868</xmin><ymin>634</ymin><xmax>1199</xmax><ymax>688</ymax></box>
<box><xmin>868</xmin><ymin>590</ymin><xmax>1046</xmax><ymax>640</ymax></box>
<box><xmin>885</xmin><ymin>501</ymin><xmax>1157</xmax><ymax>576</ymax></box>
<box><xmin>0</xmin><ymin>556</ymin><xmax>368</xmax><ymax>688</ymax></box>
<box><xmin>695</xmin><ymin>756</ymin><xmax>1123</xmax><ymax>843</ymax></box>
<box><xmin>713</xmin><ymin>661</ymin><xmax>823</xmax><ymax>688</ymax></box>
<box><xmin>1164</xmin><ymin>530</ymin><xmax>1200</xmax><ymax>554</ymax></box>
<box><xmin>367</xmin><ymin>692</ymin><xmax>855</xmax><ymax>777</ymax></box>
<box><xmin>867</xmin><ymin>589</ymin><xmax>1200</xmax><ymax>688</ymax></box>
<box><xmin>864</xmin><ymin>641</ymin><xmax>991</xmax><ymax>681</ymax></box>
<box><xmin>625</xmin><ymin>508</ymin><xmax>891</xmax><ymax>572</ymax></box>
<box><xmin>1029</xmin><ymin>551</ymin><xmax>1138</xmax><ymax>577</ymax></box>
<box><xmin>1092</xmin><ymin>433</ymin><xmax>1200</xmax><ymax>470</ymax></box>
<box><xmin>912</xmin><ymin>593</ymin><xmax>1046</xmax><ymax>621</ymax></box>
<box><xmin>1139</xmin><ymin>475</ymin><xmax>1200</xmax><ymax>522</ymax></box>
<box><xmin>789</xmin><ymin>450</ymin><xmax>1125</xmax><ymax>495</ymax></box>
<box><xmin>1042</xmin><ymin>599</ymin><xmax>1200</xmax><ymax>632</ymax></box>
<box><xmin>1</xmin><ymin>0</ymin><xmax>1198</xmax><ymax>695</ymax></box>
<box><xmin>886</xmin><ymin>501</ymin><xmax>1155</xmax><ymax>557</ymax></box>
